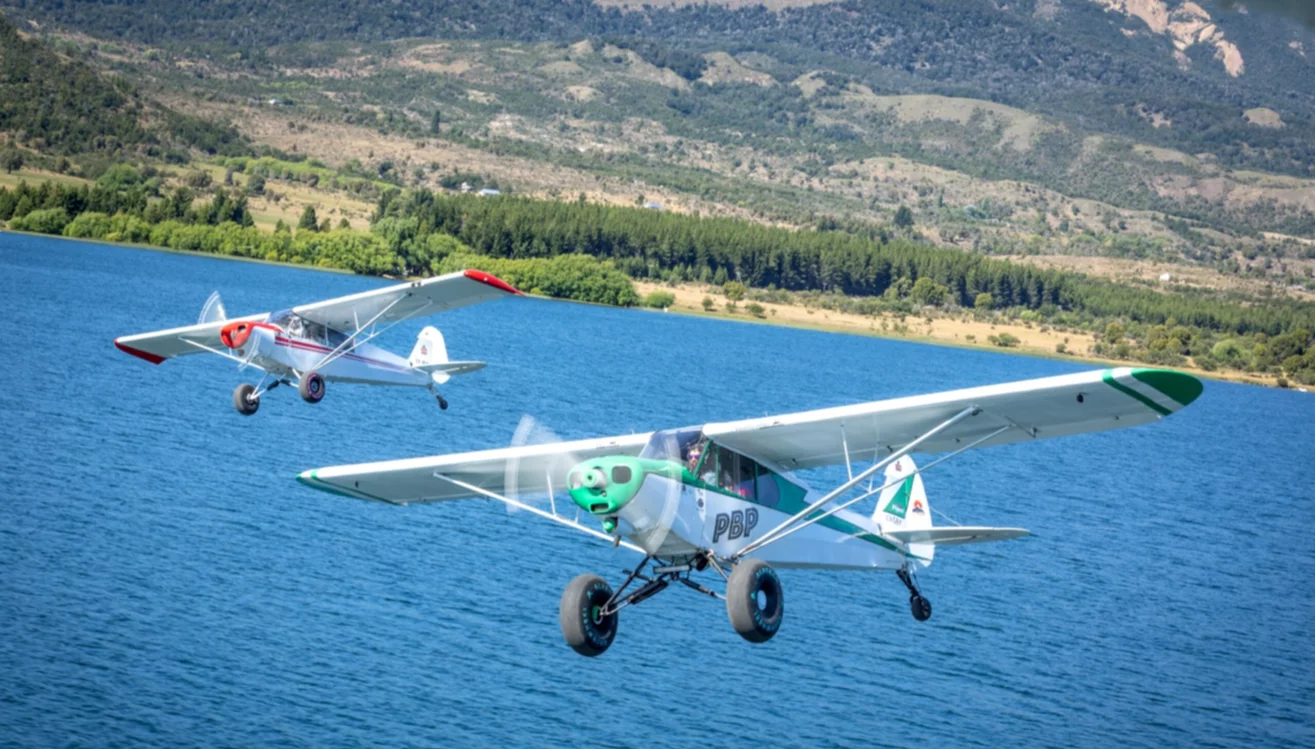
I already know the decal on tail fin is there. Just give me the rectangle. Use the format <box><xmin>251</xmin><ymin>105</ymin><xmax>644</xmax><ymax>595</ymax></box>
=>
<box><xmin>874</xmin><ymin>458</ymin><xmax>934</xmax><ymax>564</ymax></box>
<box><xmin>409</xmin><ymin>326</ymin><xmax>448</xmax><ymax>368</ymax></box>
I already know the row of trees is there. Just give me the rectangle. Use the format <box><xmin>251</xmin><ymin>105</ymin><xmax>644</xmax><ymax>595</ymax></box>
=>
<box><xmin>373</xmin><ymin>191</ymin><xmax>1315</xmax><ymax>337</ymax></box>
<box><xmin>0</xmin><ymin>179</ymin><xmax>636</xmax><ymax>306</ymax></box>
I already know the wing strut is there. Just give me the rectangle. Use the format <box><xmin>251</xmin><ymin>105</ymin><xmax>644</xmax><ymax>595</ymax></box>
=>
<box><xmin>734</xmin><ymin>405</ymin><xmax>980</xmax><ymax>559</ymax></box>
<box><xmin>741</xmin><ymin>424</ymin><xmax>1014</xmax><ymax>556</ymax></box>
<box><xmin>308</xmin><ymin>296</ymin><xmax>429</xmax><ymax>372</ymax></box>
<box><xmin>431</xmin><ymin>473</ymin><xmax>646</xmax><ymax>553</ymax></box>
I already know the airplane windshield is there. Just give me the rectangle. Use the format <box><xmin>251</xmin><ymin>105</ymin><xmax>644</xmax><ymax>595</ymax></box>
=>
<box><xmin>268</xmin><ymin>309</ymin><xmax>348</xmax><ymax>347</ymax></box>
<box><xmin>640</xmin><ymin>428</ymin><xmax>704</xmax><ymax>471</ymax></box>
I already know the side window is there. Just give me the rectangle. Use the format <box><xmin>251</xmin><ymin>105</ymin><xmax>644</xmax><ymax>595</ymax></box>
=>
<box><xmin>716</xmin><ymin>446</ymin><xmax>756</xmax><ymax>500</ymax></box>
<box><xmin>755</xmin><ymin>463</ymin><xmax>780</xmax><ymax>509</ymax></box>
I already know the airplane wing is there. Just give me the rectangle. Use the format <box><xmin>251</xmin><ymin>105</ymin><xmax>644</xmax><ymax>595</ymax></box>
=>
<box><xmin>292</xmin><ymin>270</ymin><xmax>521</xmax><ymax>332</ymax></box>
<box><xmin>884</xmin><ymin>526</ymin><xmax>1029</xmax><ymax>547</ymax></box>
<box><xmin>114</xmin><ymin>313</ymin><xmax>268</xmax><ymax>364</ymax></box>
<box><xmin>703</xmin><ymin>368</ymin><xmax>1202</xmax><ymax>470</ymax></box>
<box><xmin>298</xmin><ymin>368</ymin><xmax>1199</xmax><ymax>502</ymax></box>
<box><xmin>296</xmin><ymin>432</ymin><xmax>654</xmax><ymax>504</ymax></box>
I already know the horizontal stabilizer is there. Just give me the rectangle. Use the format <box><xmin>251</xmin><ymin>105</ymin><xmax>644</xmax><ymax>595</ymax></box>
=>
<box><xmin>884</xmin><ymin>526</ymin><xmax>1028</xmax><ymax>547</ymax></box>
<box><xmin>418</xmin><ymin>360</ymin><xmax>486</xmax><ymax>385</ymax></box>
<box><xmin>415</xmin><ymin>360</ymin><xmax>486</xmax><ymax>375</ymax></box>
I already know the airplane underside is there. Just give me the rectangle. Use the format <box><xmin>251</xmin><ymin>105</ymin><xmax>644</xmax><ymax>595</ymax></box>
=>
<box><xmin>229</xmin><ymin>327</ymin><xmax>448</xmax><ymax>415</ymax></box>
<box><xmin>557</xmin><ymin>473</ymin><xmax>932</xmax><ymax>657</ymax></box>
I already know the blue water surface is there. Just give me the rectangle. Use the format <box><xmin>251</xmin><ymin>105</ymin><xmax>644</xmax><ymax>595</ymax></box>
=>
<box><xmin>1</xmin><ymin>234</ymin><xmax>1312</xmax><ymax>748</ymax></box>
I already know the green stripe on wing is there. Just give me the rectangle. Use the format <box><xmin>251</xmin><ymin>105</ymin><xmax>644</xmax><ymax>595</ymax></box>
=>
<box><xmin>1102</xmin><ymin>368</ymin><xmax>1202</xmax><ymax>416</ymax></box>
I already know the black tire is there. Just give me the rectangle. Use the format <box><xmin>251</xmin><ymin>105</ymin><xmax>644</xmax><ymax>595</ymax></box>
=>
<box><xmin>436</xmin><ymin>395</ymin><xmax>448</xmax><ymax>410</ymax></box>
<box><xmin>298</xmin><ymin>372</ymin><xmax>326</xmax><ymax>404</ymax></box>
<box><xmin>910</xmin><ymin>594</ymin><xmax>932</xmax><ymax>622</ymax></box>
<box><xmin>559</xmin><ymin>574</ymin><xmax>618</xmax><ymax>657</ymax></box>
<box><xmin>726</xmin><ymin>559</ymin><xmax>784</xmax><ymax>643</ymax></box>
<box><xmin>233</xmin><ymin>383</ymin><xmax>259</xmax><ymax>415</ymax></box>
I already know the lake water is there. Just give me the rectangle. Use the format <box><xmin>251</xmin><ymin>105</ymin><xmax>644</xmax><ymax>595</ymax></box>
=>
<box><xmin>1</xmin><ymin>233</ymin><xmax>1312</xmax><ymax>748</ymax></box>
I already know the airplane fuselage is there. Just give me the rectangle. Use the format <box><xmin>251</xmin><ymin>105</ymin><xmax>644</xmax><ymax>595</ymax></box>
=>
<box><xmin>236</xmin><ymin>323</ymin><xmax>431</xmax><ymax>388</ymax></box>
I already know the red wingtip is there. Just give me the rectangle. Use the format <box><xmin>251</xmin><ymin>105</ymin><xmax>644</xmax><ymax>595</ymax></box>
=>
<box><xmin>114</xmin><ymin>339</ymin><xmax>166</xmax><ymax>365</ymax></box>
<box><xmin>464</xmin><ymin>269</ymin><xmax>524</xmax><ymax>296</ymax></box>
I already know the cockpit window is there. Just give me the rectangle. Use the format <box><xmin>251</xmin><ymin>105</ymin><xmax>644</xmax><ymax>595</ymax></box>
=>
<box><xmin>267</xmin><ymin>309</ymin><xmax>344</xmax><ymax>346</ymax></box>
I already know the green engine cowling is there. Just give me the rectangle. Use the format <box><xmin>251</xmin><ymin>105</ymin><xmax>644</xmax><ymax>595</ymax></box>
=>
<box><xmin>567</xmin><ymin>456</ymin><xmax>689</xmax><ymax>534</ymax></box>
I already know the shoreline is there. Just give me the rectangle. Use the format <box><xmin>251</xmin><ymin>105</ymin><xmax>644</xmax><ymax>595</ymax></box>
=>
<box><xmin>633</xmin><ymin>281</ymin><xmax>1298</xmax><ymax>392</ymax></box>
<box><xmin>2</xmin><ymin>228</ymin><xmax>1297</xmax><ymax>391</ymax></box>
<box><xmin>0</xmin><ymin>228</ymin><xmax>359</xmax><ymax>276</ymax></box>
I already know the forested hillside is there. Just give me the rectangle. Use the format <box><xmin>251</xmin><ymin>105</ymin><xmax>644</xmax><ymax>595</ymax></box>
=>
<box><xmin>0</xmin><ymin>16</ymin><xmax>246</xmax><ymax>167</ymax></box>
<box><xmin>4</xmin><ymin>0</ymin><xmax>1313</xmax><ymax>177</ymax></box>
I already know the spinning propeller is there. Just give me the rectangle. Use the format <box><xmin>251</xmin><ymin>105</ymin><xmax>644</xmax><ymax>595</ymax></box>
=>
<box><xmin>502</xmin><ymin>415</ymin><xmax>684</xmax><ymax>553</ymax></box>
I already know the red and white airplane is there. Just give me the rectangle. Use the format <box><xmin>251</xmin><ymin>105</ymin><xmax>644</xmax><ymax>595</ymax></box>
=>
<box><xmin>114</xmin><ymin>269</ymin><xmax>522</xmax><ymax>415</ymax></box>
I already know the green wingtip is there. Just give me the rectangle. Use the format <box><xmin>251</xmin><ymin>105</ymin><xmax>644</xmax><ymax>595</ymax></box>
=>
<box><xmin>1131</xmin><ymin>368</ymin><xmax>1204</xmax><ymax>408</ymax></box>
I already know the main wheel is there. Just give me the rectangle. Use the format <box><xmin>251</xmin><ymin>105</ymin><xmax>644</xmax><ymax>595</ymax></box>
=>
<box><xmin>726</xmin><ymin>559</ymin><xmax>784</xmax><ymax>643</ymax></box>
<box><xmin>559</xmin><ymin>574</ymin><xmax>618</xmax><ymax>657</ymax></box>
<box><xmin>436</xmin><ymin>395</ymin><xmax>448</xmax><ymax>410</ymax></box>
<box><xmin>910</xmin><ymin>594</ymin><xmax>932</xmax><ymax>622</ymax></box>
<box><xmin>232</xmin><ymin>383</ymin><xmax>259</xmax><ymax>416</ymax></box>
<box><xmin>298</xmin><ymin>372</ymin><xmax>326</xmax><ymax>403</ymax></box>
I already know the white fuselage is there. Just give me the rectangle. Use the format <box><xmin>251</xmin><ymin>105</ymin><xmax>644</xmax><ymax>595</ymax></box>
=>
<box><xmin>612</xmin><ymin>475</ymin><xmax>918</xmax><ymax>570</ymax></box>
<box><xmin>239</xmin><ymin>326</ymin><xmax>431</xmax><ymax>387</ymax></box>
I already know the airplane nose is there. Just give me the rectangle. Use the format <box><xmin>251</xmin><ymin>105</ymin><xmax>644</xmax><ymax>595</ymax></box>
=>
<box><xmin>220</xmin><ymin>322</ymin><xmax>252</xmax><ymax>349</ymax></box>
<box><xmin>580</xmin><ymin>469</ymin><xmax>608</xmax><ymax>490</ymax></box>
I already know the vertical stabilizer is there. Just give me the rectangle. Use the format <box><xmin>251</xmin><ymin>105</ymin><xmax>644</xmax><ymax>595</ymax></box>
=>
<box><xmin>409</xmin><ymin>326</ymin><xmax>449</xmax><ymax>367</ymax></box>
<box><xmin>873</xmin><ymin>457</ymin><xmax>934</xmax><ymax>564</ymax></box>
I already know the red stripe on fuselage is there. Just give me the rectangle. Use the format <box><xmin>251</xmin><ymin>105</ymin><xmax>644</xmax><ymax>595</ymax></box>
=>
<box><xmin>273</xmin><ymin>335</ymin><xmax>413</xmax><ymax>373</ymax></box>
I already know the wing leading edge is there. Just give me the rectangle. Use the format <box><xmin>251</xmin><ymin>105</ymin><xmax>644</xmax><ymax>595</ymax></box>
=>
<box><xmin>114</xmin><ymin>313</ymin><xmax>269</xmax><ymax>363</ymax></box>
<box><xmin>296</xmin><ymin>432</ymin><xmax>654</xmax><ymax>504</ymax></box>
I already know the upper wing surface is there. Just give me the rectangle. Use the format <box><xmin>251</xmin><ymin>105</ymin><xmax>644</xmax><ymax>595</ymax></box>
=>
<box><xmin>293</xmin><ymin>270</ymin><xmax>521</xmax><ymax>331</ymax></box>
<box><xmin>704</xmin><ymin>368</ymin><xmax>1201</xmax><ymax>470</ymax></box>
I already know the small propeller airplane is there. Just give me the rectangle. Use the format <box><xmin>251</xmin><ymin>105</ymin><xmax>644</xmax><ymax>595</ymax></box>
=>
<box><xmin>114</xmin><ymin>269</ymin><xmax>522</xmax><ymax>414</ymax></box>
<box><xmin>296</xmin><ymin>367</ymin><xmax>1202</xmax><ymax>656</ymax></box>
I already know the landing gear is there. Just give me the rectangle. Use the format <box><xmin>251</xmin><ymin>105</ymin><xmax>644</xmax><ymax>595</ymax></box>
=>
<box><xmin>558</xmin><ymin>556</ymin><xmax>723</xmax><ymax>657</ymax></box>
<box><xmin>898</xmin><ymin>567</ymin><xmax>932</xmax><ymax>622</ymax></box>
<box><xmin>436</xmin><ymin>394</ymin><xmax>448</xmax><ymax>410</ymax></box>
<box><xmin>559</xmin><ymin>574</ymin><xmax>618</xmax><ymax>657</ymax></box>
<box><xmin>298</xmin><ymin>371</ymin><xmax>325</xmax><ymax>403</ymax></box>
<box><xmin>725</xmin><ymin>559</ymin><xmax>784</xmax><ymax>643</ymax></box>
<box><xmin>232</xmin><ymin>383</ymin><xmax>259</xmax><ymax>415</ymax></box>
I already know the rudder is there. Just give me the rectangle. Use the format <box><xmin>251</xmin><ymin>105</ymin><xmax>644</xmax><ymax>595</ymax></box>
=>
<box><xmin>409</xmin><ymin>326</ymin><xmax>448</xmax><ymax>367</ymax></box>
<box><xmin>873</xmin><ymin>457</ymin><xmax>934</xmax><ymax>564</ymax></box>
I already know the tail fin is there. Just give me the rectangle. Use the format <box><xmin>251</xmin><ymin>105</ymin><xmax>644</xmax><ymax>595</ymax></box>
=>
<box><xmin>873</xmin><ymin>457</ymin><xmax>934</xmax><ymax>564</ymax></box>
<box><xmin>409</xmin><ymin>326</ymin><xmax>448</xmax><ymax>368</ymax></box>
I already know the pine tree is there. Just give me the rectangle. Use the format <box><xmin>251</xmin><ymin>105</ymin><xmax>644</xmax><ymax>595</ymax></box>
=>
<box><xmin>298</xmin><ymin>205</ymin><xmax>318</xmax><ymax>232</ymax></box>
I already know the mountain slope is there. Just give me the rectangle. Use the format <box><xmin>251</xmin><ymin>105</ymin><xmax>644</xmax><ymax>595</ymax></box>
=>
<box><xmin>0</xmin><ymin>16</ymin><xmax>245</xmax><ymax>161</ymax></box>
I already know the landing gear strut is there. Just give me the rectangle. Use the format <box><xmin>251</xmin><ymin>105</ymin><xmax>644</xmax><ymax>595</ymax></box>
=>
<box><xmin>558</xmin><ymin>555</ymin><xmax>723</xmax><ymax>657</ymax></box>
<box><xmin>898</xmin><ymin>567</ymin><xmax>932</xmax><ymax>622</ymax></box>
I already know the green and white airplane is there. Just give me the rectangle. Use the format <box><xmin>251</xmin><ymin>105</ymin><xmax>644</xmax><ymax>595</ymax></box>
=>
<box><xmin>297</xmin><ymin>367</ymin><xmax>1201</xmax><ymax>656</ymax></box>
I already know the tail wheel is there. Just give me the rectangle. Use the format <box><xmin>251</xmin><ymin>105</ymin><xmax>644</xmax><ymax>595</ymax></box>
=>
<box><xmin>298</xmin><ymin>372</ymin><xmax>325</xmax><ymax>404</ymax></box>
<box><xmin>910</xmin><ymin>595</ymin><xmax>932</xmax><ymax>622</ymax></box>
<box><xmin>559</xmin><ymin>574</ymin><xmax>618</xmax><ymax>657</ymax></box>
<box><xmin>233</xmin><ymin>383</ymin><xmax>259</xmax><ymax>416</ymax></box>
<box><xmin>726</xmin><ymin>559</ymin><xmax>784</xmax><ymax>643</ymax></box>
